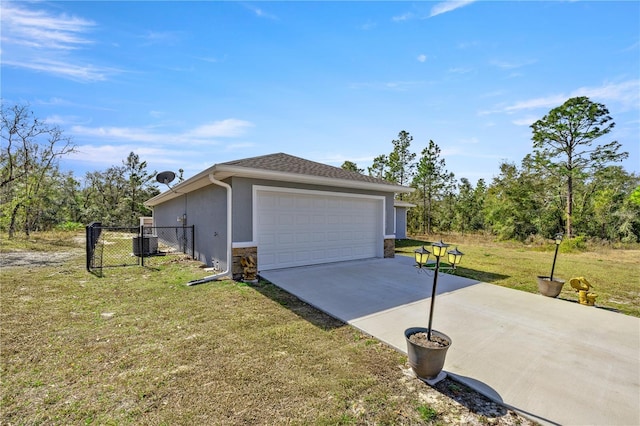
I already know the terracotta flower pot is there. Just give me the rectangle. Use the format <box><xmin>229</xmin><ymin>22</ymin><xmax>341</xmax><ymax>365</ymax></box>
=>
<box><xmin>537</xmin><ymin>276</ymin><xmax>565</xmax><ymax>298</ymax></box>
<box><xmin>405</xmin><ymin>327</ymin><xmax>451</xmax><ymax>381</ymax></box>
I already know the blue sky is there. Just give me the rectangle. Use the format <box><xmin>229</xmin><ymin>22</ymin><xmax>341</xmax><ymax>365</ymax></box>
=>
<box><xmin>2</xmin><ymin>0</ymin><xmax>639</xmax><ymax>185</ymax></box>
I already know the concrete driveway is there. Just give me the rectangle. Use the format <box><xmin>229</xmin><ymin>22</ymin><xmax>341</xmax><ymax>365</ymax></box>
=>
<box><xmin>260</xmin><ymin>256</ymin><xmax>640</xmax><ymax>426</ymax></box>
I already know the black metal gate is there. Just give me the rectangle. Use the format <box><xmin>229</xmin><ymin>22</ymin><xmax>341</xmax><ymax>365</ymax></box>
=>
<box><xmin>86</xmin><ymin>222</ymin><xmax>194</xmax><ymax>276</ymax></box>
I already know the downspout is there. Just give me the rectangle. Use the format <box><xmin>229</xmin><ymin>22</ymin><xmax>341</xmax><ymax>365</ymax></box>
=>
<box><xmin>186</xmin><ymin>173</ymin><xmax>233</xmax><ymax>286</ymax></box>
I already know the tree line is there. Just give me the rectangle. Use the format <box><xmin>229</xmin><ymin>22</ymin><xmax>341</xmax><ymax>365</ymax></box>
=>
<box><xmin>2</xmin><ymin>97</ymin><xmax>639</xmax><ymax>242</ymax></box>
<box><xmin>1</xmin><ymin>103</ymin><xmax>160</xmax><ymax>236</ymax></box>
<box><xmin>341</xmin><ymin>97</ymin><xmax>639</xmax><ymax>242</ymax></box>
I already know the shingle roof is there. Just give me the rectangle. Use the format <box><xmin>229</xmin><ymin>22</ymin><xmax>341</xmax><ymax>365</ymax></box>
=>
<box><xmin>220</xmin><ymin>152</ymin><xmax>398</xmax><ymax>186</ymax></box>
<box><xmin>145</xmin><ymin>152</ymin><xmax>412</xmax><ymax>207</ymax></box>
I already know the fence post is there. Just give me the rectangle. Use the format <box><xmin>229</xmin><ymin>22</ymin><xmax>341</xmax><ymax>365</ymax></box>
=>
<box><xmin>86</xmin><ymin>221</ymin><xmax>102</xmax><ymax>272</ymax></box>
<box><xmin>139</xmin><ymin>225</ymin><xmax>144</xmax><ymax>267</ymax></box>
<box><xmin>86</xmin><ymin>224</ymin><xmax>91</xmax><ymax>271</ymax></box>
<box><xmin>182</xmin><ymin>226</ymin><xmax>187</xmax><ymax>254</ymax></box>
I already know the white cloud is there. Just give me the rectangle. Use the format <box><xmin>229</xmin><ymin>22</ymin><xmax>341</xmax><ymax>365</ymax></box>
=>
<box><xmin>512</xmin><ymin>116</ymin><xmax>539</xmax><ymax>126</ymax></box>
<box><xmin>71</xmin><ymin>144</ymin><xmax>159</xmax><ymax>162</ymax></box>
<box><xmin>71</xmin><ymin>119</ymin><xmax>255</xmax><ymax>145</ymax></box>
<box><xmin>43</xmin><ymin>115</ymin><xmax>65</xmax><ymax>125</ymax></box>
<box><xmin>196</xmin><ymin>56</ymin><xmax>223</xmax><ymax>63</ymax></box>
<box><xmin>457</xmin><ymin>40</ymin><xmax>480</xmax><ymax>49</ymax></box>
<box><xmin>68</xmin><ymin>144</ymin><xmax>192</xmax><ymax>171</ymax></box>
<box><xmin>459</xmin><ymin>137</ymin><xmax>479</xmax><ymax>144</ymax></box>
<box><xmin>417</xmin><ymin>54</ymin><xmax>427</xmax><ymax>63</ymax></box>
<box><xmin>448</xmin><ymin>66</ymin><xmax>473</xmax><ymax>74</ymax></box>
<box><xmin>430</xmin><ymin>1</ymin><xmax>476</xmax><ymax>18</ymax></box>
<box><xmin>186</xmin><ymin>119</ymin><xmax>255</xmax><ymax>138</ymax></box>
<box><xmin>490</xmin><ymin>59</ymin><xmax>537</xmax><ymax>70</ymax></box>
<box><xmin>572</xmin><ymin>80</ymin><xmax>640</xmax><ymax>110</ymax></box>
<box><xmin>393</xmin><ymin>1</ymin><xmax>475</xmax><ymax>21</ymax></box>
<box><xmin>1</xmin><ymin>2</ymin><xmax>95</xmax><ymax>50</ymax></box>
<box><xmin>72</xmin><ymin>126</ymin><xmax>163</xmax><ymax>143</ymax></box>
<box><xmin>242</xmin><ymin>4</ymin><xmax>278</xmax><ymax>20</ymax></box>
<box><xmin>224</xmin><ymin>142</ymin><xmax>257</xmax><ymax>151</ymax></box>
<box><xmin>392</xmin><ymin>12</ymin><xmax>415</xmax><ymax>22</ymax></box>
<box><xmin>503</xmin><ymin>95</ymin><xmax>568</xmax><ymax>113</ymax></box>
<box><xmin>138</xmin><ymin>30</ymin><xmax>184</xmax><ymax>47</ymax></box>
<box><xmin>0</xmin><ymin>2</ymin><xmax>119</xmax><ymax>81</ymax></box>
<box><xmin>621</xmin><ymin>40</ymin><xmax>640</xmax><ymax>52</ymax></box>
<box><xmin>480</xmin><ymin>90</ymin><xmax>506</xmax><ymax>99</ymax></box>
<box><xmin>3</xmin><ymin>58</ymin><xmax>113</xmax><ymax>82</ymax></box>
<box><xmin>503</xmin><ymin>80</ymin><xmax>640</xmax><ymax>113</ymax></box>
<box><xmin>360</xmin><ymin>20</ymin><xmax>377</xmax><ymax>30</ymax></box>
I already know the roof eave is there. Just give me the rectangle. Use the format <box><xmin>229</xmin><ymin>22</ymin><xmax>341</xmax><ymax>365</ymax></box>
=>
<box><xmin>394</xmin><ymin>200</ymin><xmax>417</xmax><ymax>208</ymax></box>
<box><xmin>145</xmin><ymin>164</ymin><xmax>414</xmax><ymax>207</ymax></box>
<box><xmin>144</xmin><ymin>164</ymin><xmax>216</xmax><ymax>207</ymax></box>
<box><xmin>214</xmin><ymin>164</ymin><xmax>415</xmax><ymax>194</ymax></box>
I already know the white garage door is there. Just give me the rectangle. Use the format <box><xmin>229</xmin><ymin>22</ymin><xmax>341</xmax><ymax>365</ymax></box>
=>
<box><xmin>256</xmin><ymin>189</ymin><xmax>383</xmax><ymax>271</ymax></box>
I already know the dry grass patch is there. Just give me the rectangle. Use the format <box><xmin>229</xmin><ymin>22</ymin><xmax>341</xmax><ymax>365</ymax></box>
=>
<box><xmin>399</xmin><ymin>234</ymin><xmax>640</xmax><ymax>317</ymax></box>
<box><xmin>1</xmin><ymin>233</ymin><xmax>534</xmax><ymax>425</ymax></box>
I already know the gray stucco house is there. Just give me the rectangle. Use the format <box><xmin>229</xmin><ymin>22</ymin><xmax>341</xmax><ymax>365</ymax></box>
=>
<box><xmin>145</xmin><ymin>153</ymin><xmax>414</xmax><ymax>280</ymax></box>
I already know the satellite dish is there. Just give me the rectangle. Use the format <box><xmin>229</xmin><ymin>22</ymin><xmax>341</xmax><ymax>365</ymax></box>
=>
<box><xmin>156</xmin><ymin>171</ymin><xmax>176</xmax><ymax>185</ymax></box>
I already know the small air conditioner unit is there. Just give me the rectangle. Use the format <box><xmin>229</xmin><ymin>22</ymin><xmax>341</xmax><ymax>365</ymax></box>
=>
<box><xmin>132</xmin><ymin>235</ymin><xmax>158</xmax><ymax>256</ymax></box>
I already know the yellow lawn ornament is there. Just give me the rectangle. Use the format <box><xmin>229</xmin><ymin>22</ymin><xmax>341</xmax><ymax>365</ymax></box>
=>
<box><xmin>570</xmin><ymin>277</ymin><xmax>597</xmax><ymax>306</ymax></box>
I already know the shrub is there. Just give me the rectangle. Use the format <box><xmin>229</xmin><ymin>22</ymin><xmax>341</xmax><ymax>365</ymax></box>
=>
<box><xmin>560</xmin><ymin>235</ymin><xmax>588</xmax><ymax>253</ymax></box>
<box><xmin>55</xmin><ymin>221</ymin><xmax>85</xmax><ymax>231</ymax></box>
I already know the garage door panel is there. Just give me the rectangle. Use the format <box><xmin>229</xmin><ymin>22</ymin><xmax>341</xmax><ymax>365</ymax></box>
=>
<box><xmin>259</xmin><ymin>233</ymin><xmax>276</xmax><ymax>245</ymax></box>
<box><xmin>327</xmin><ymin>215</ymin><xmax>340</xmax><ymax>225</ymax></box>
<box><xmin>259</xmin><ymin>195</ymin><xmax>277</xmax><ymax>209</ymax></box>
<box><xmin>278</xmin><ymin>233</ymin><xmax>295</xmax><ymax>244</ymax></box>
<box><xmin>296</xmin><ymin>233</ymin><xmax>311</xmax><ymax>243</ymax></box>
<box><xmin>313</xmin><ymin>198</ymin><xmax>326</xmax><ymax>209</ymax></box>
<box><xmin>277</xmin><ymin>252</ymin><xmax>294</xmax><ymax>264</ymax></box>
<box><xmin>278</xmin><ymin>214</ymin><xmax>294</xmax><ymax>224</ymax></box>
<box><xmin>261</xmin><ymin>253</ymin><xmax>276</xmax><ymax>264</ymax></box>
<box><xmin>277</xmin><ymin>196</ymin><xmax>295</xmax><ymax>208</ymax></box>
<box><xmin>327</xmin><ymin>231</ymin><xmax>341</xmax><ymax>242</ymax></box>
<box><xmin>295</xmin><ymin>251</ymin><xmax>311</xmax><ymax>262</ymax></box>
<box><xmin>258</xmin><ymin>214</ymin><xmax>276</xmax><ymax>226</ymax></box>
<box><xmin>311</xmin><ymin>249</ymin><xmax>326</xmax><ymax>260</ymax></box>
<box><xmin>297</xmin><ymin>216</ymin><xmax>312</xmax><ymax>226</ymax></box>
<box><xmin>257</xmin><ymin>190</ymin><xmax>382</xmax><ymax>270</ymax></box>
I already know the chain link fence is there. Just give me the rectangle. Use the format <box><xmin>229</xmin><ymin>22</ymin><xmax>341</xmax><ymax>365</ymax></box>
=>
<box><xmin>86</xmin><ymin>222</ymin><xmax>194</xmax><ymax>276</ymax></box>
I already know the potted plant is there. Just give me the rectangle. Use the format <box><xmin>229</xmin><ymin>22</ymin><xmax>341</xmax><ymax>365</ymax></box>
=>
<box><xmin>405</xmin><ymin>241</ymin><xmax>463</xmax><ymax>384</ymax></box>
<box><xmin>537</xmin><ymin>232</ymin><xmax>565</xmax><ymax>297</ymax></box>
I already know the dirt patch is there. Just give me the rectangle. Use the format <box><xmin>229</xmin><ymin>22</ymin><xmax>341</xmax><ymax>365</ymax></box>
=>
<box><xmin>409</xmin><ymin>331</ymin><xmax>450</xmax><ymax>348</ymax></box>
<box><xmin>0</xmin><ymin>250</ymin><xmax>82</xmax><ymax>268</ymax></box>
<box><xmin>400</xmin><ymin>367</ymin><xmax>535</xmax><ymax>425</ymax></box>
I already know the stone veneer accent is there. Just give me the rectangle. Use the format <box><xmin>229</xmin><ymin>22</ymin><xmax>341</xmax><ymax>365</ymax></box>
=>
<box><xmin>384</xmin><ymin>238</ymin><xmax>395</xmax><ymax>258</ymax></box>
<box><xmin>232</xmin><ymin>246</ymin><xmax>257</xmax><ymax>280</ymax></box>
